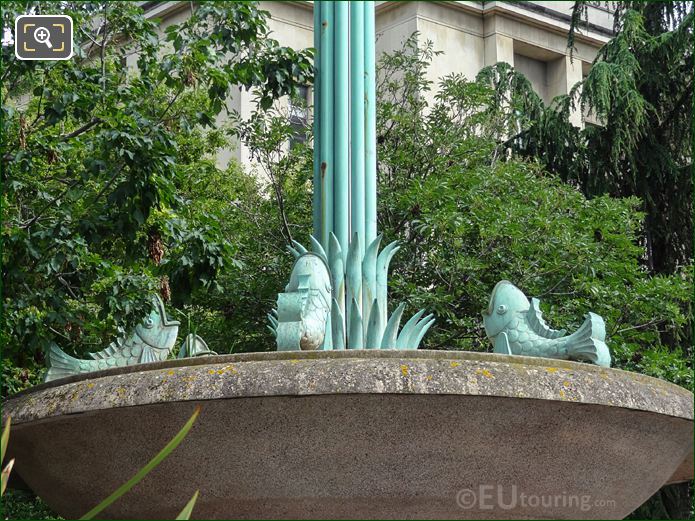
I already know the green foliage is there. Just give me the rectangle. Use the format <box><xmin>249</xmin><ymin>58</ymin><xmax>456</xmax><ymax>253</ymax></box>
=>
<box><xmin>480</xmin><ymin>3</ymin><xmax>693</xmax><ymax>274</ymax></box>
<box><xmin>376</xmin><ymin>36</ymin><xmax>692</xmax><ymax>390</ymax></box>
<box><xmin>167</xmin><ymin>34</ymin><xmax>693</xmax><ymax>392</ymax></box>
<box><xmin>3</xmin><ymin>489</ymin><xmax>62</xmax><ymax>520</ymax></box>
<box><xmin>378</xmin><ymin>34</ymin><xmax>693</xmax><ymax>518</ymax></box>
<box><xmin>1</xmin><ymin>418</ymin><xmax>12</xmax><ymax>496</ymax></box>
<box><xmin>1</xmin><ymin>358</ymin><xmax>44</xmax><ymax>396</ymax></box>
<box><xmin>626</xmin><ymin>482</ymin><xmax>695</xmax><ymax>520</ymax></box>
<box><xmin>0</xmin><ymin>9</ymin><xmax>691</xmax><ymax>520</ymax></box>
<box><xmin>1</xmin><ymin>2</ymin><xmax>313</xmax><ymax>368</ymax></box>
<box><xmin>177</xmin><ymin>102</ymin><xmax>314</xmax><ymax>354</ymax></box>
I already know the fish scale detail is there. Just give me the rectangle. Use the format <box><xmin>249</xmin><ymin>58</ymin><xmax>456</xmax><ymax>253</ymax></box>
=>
<box><xmin>45</xmin><ymin>296</ymin><xmax>180</xmax><ymax>382</ymax></box>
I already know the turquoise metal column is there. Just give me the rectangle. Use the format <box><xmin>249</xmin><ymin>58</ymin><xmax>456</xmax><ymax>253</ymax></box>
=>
<box><xmin>273</xmin><ymin>0</ymin><xmax>434</xmax><ymax>353</ymax></box>
<box><xmin>349</xmin><ymin>1</ymin><xmax>365</xmax><ymax>341</ymax></box>
<box><xmin>364</xmin><ymin>1</ymin><xmax>377</xmax><ymax>248</ymax></box>
<box><xmin>332</xmin><ymin>0</ymin><xmax>350</xmax><ymax>347</ymax></box>
<box><xmin>333</xmin><ymin>1</ymin><xmax>350</xmax><ymax>258</ymax></box>
<box><xmin>350</xmin><ymin>1</ymin><xmax>365</xmax><ymax>248</ymax></box>
<box><xmin>362</xmin><ymin>1</ymin><xmax>377</xmax><ymax>332</ymax></box>
<box><xmin>312</xmin><ymin>0</ymin><xmax>322</xmax><ymax>241</ymax></box>
<box><xmin>319</xmin><ymin>1</ymin><xmax>334</xmax><ymax>250</ymax></box>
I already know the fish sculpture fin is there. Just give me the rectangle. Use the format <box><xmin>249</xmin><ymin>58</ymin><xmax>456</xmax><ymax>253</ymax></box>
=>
<box><xmin>45</xmin><ymin>343</ymin><xmax>82</xmax><ymax>382</ymax></box>
<box><xmin>88</xmin><ymin>338</ymin><xmax>124</xmax><ymax>360</ymax></box>
<box><xmin>140</xmin><ymin>344</ymin><xmax>159</xmax><ymax>364</ymax></box>
<box><xmin>566</xmin><ymin>312</ymin><xmax>611</xmax><ymax>367</ymax></box>
<box><xmin>527</xmin><ymin>298</ymin><xmax>566</xmax><ymax>339</ymax></box>
<box><xmin>493</xmin><ymin>332</ymin><xmax>512</xmax><ymax>355</ymax></box>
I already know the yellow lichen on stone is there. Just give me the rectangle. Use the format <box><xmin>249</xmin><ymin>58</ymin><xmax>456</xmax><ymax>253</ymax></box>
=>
<box><xmin>563</xmin><ymin>381</ymin><xmax>571</xmax><ymax>388</ymax></box>
<box><xmin>400</xmin><ymin>365</ymin><xmax>409</xmax><ymax>377</ymax></box>
<box><xmin>208</xmin><ymin>369</ymin><xmax>216</xmax><ymax>375</ymax></box>
<box><xmin>426</xmin><ymin>375</ymin><xmax>433</xmax><ymax>381</ymax></box>
<box><xmin>167</xmin><ymin>370</ymin><xmax>175</xmax><ymax>376</ymax></box>
<box><xmin>87</xmin><ymin>383</ymin><xmax>95</xmax><ymax>389</ymax></box>
<box><xmin>475</xmin><ymin>368</ymin><xmax>494</xmax><ymax>378</ymax></box>
<box><xmin>450</xmin><ymin>361</ymin><xmax>460</xmax><ymax>368</ymax></box>
<box><xmin>545</xmin><ymin>367</ymin><xmax>559</xmax><ymax>373</ymax></box>
<box><xmin>559</xmin><ymin>389</ymin><xmax>566</xmax><ymax>399</ymax></box>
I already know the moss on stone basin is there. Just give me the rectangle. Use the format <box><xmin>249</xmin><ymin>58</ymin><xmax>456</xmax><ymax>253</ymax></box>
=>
<box><xmin>3</xmin><ymin>350</ymin><xmax>693</xmax><ymax>519</ymax></box>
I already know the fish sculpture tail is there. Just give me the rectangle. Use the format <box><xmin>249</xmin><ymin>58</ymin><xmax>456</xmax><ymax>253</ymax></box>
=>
<box><xmin>46</xmin><ymin>343</ymin><xmax>83</xmax><ymax>381</ymax></box>
<box><xmin>566</xmin><ymin>312</ymin><xmax>611</xmax><ymax>368</ymax></box>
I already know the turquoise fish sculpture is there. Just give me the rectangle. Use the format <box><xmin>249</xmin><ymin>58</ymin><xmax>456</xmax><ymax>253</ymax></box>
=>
<box><xmin>45</xmin><ymin>296</ymin><xmax>180</xmax><ymax>382</ymax></box>
<box><xmin>270</xmin><ymin>251</ymin><xmax>332</xmax><ymax>350</ymax></box>
<box><xmin>270</xmin><ymin>234</ymin><xmax>434</xmax><ymax>350</ymax></box>
<box><xmin>482</xmin><ymin>280</ymin><xmax>611</xmax><ymax>367</ymax></box>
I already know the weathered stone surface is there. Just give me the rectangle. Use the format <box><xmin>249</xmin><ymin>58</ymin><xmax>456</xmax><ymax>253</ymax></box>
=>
<box><xmin>3</xmin><ymin>351</ymin><xmax>693</xmax><ymax>519</ymax></box>
<box><xmin>666</xmin><ymin>450</ymin><xmax>694</xmax><ymax>485</ymax></box>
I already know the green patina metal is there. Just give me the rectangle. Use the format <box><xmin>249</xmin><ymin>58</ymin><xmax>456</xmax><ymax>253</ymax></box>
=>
<box><xmin>271</xmin><ymin>250</ymin><xmax>332</xmax><ymax>350</ymax></box>
<box><xmin>273</xmin><ymin>0</ymin><xmax>434</xmax><ymax>351</ymax></box>
<box><xmin>45</xmin><ymin>296</ymin><xmax>181</xmax><ymax>382</ymax></box>
<box><xmin>44</xmin><ymin>298</ymin><xmax>220</xmax><ymax>382</ymax></box>
<box><xmin>273</xmin><ymin>1</ymin><xmax>611</xmax><ymax>363</ymax></box>
<box><xmin>482</xmin><ymin>281</ymin><xmax>611</xmax><ymax>367</ymax></box>
<box><xmin>178</xmin><ymin>334</ymin><xmax>218</xmax><ymax>358</ymax></box>
<box><xmin>274</xmin><ymin>233</ymin><xmax>433</xmax><ymax>350</ymax></box>
<box><xmin>363</xmin><ymin>2</ymin><xmax>377</xmax><ymax>248</ymax></box>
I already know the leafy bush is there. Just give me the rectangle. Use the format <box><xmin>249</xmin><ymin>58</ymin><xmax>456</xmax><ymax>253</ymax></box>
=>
<box><xmin>3</xmin><ymin>489</ymin><xmax>62</xmax><ymax>520</ymax></box>
<box><xmin>374</xmin><ymin>37</ymin><xmax>692</xmax><ymax>390</ymax></box>
<box><xmin>148</xmin><ymin>35</ymin><xmax>693</xmax><ymax>394</ymax></box>
<box><xmin>2</xmin><ymin>1</ymin><xmax>312</xmax><ymax>368</ymax></box>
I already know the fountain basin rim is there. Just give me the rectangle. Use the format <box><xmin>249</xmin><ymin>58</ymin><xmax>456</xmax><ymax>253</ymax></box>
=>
<box><xmin>10</xmin><ymin>349</ymin><xmax>690</xmax><ymax>395</ymax></box>
<box><xmin>4</xmin><ymin>350</ymin><xmax>692</xmax><ymax>425</ymax></box>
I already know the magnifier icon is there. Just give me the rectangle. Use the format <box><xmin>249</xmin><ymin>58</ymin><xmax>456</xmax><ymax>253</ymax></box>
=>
<box><xmin>34</xmin><ymin>26</ymin><xmax>53</xmax><ymax>48</ymax></box>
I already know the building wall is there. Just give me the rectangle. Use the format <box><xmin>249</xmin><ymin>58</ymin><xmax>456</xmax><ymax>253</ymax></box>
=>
<box><xmin>142</xmin><ymin>1</ymin><xmax>614</xmax><ymax>167</ymax></box>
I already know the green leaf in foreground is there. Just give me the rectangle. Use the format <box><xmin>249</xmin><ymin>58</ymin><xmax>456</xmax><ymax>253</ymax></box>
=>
<box><xmin>1</xmin><ymin>417</ymin><xmax>10</xmax><ymax>462</ymax></box>
<box><xmin>80</xmin><ymin>406</ymin><xmax>201</xmax><ymax>520</ymax></box>
<box><xmin>1</xmin><ymin>417</ymin><xmax>13</xmax><ymax>496</ymax></box>
<box><xmin>176</xmin><ymin>490</ymin><xmax>200</xmax><ymax>520</ymax></box>
<box><xmin>2</xmin><ymin>458</ymin><xmax>15</xmax><ymax>496</ymax></box>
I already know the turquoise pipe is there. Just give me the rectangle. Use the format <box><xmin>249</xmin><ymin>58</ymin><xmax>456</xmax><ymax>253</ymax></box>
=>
<box><xmin>350</xmin><ymin>1</ymin><xmax>365</xmax><ymax>250</ymax></box>
<box><xmin>364</xmin><ymin>1</ymin><xmax>377</xmax><ymax>248</ymax></box>
<box><xmin>319</xmin><ymin>1</ymin><xmax>334</xmax><ymax>250</ymax></box>
<box><xmin>333</xmin><ymin>0</ymin><xmax>350</xmax><ymax>258</ymax></box>
<box><xmin>312</xmin><ymin>0</ymin><xmax>322</xmax><ymax>241</ymax></box>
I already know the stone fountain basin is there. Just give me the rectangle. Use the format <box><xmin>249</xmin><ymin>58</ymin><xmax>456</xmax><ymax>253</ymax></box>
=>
<box><xmin>3</xmin><ymin>350</ymin><xmax>693</xmax><ymax>520</ymax></box>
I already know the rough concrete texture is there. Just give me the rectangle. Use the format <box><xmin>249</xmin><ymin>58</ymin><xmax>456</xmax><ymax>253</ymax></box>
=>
<box><xmin>666</xmin><ymin>450</ymin><xmax>694</xmax><ymax>485</ymax></box>
<box><xmin>3</xmin><ymin>351</ymin><xmax>693</xmax><ymax>520</ymax></box>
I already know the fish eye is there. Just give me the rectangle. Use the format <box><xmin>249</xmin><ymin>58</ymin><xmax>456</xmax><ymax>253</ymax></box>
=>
<box><xmin>496</xmin><ymin>305</ymin><xmax>507</xmax><ymax>315</ymax></box>
<box><xmin>144</xmin><ymin>318</ymin><xmax>155</xmax><ymax>329</ymax></box>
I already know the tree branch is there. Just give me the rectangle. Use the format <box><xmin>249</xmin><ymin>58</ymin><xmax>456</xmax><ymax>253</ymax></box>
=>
<box><xmin>59</xmin><ymin>118</ymin><xmax>103</xmax><ymax>141</ymax></box>
<box><xmin>21</xmin><ymin>179</ymin><xmax>82</xmax><ymax>230</ymax></box>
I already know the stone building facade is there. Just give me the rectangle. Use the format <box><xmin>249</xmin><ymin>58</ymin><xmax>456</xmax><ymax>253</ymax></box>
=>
<box><xmin>141</xmin><ymin>1</ymin><xmax>615</xmax><ymax>168</ymax></box>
